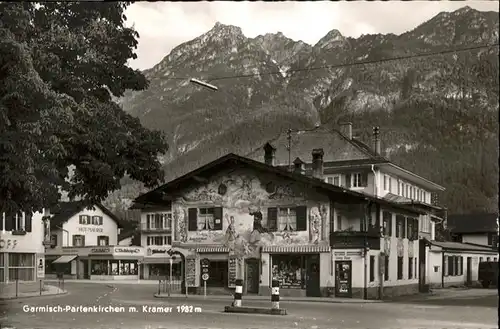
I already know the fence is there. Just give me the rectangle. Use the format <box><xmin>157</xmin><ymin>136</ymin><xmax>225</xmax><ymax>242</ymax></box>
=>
<box><xmin>157</xmin><ymin>276</ymin><xmax>183</xmax><ymax>295</ymax></box>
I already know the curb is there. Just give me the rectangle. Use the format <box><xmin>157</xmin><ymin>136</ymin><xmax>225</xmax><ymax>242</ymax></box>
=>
<box><xmin>224</xmin><ymin>305</ymin><xmax>287</xmax><ymax>315</ymax></box>
<box><xmin>0</xmin><ymin>289</ymin><xmax>68</xmax><ymax>301</ymax></box>
<box><xmin>153</xmin><ymin>293</ymin><xmax>382</xmax><ymax>304</ymax></box>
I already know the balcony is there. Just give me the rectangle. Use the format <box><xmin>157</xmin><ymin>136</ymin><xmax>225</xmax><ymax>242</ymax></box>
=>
<box><xmin>140</xmin><ymin>222</ymin><xmax>172</xmax><ymax>233</ymax></box>
<box><xmin>329</xmin><ymin>229</ymin><xmax>381</xmax><ymax>250</ymax></box>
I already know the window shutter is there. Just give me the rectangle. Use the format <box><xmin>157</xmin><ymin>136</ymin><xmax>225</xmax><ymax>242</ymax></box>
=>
<box><xmin>295</xmin><ymin>206</ymin><xmax>307</xmax><ymax>231</ymax></box>
<box><xmin>99</xmin><ymin>216</ymin><xmax>103</xmax><ymax>225</ymax></box>
<box><xmin>188</xmin><ymin>208</ymin><xmax>198</xmax><ymax>231</ymax></box>
<box><xmin>213</xmin><ymin>207</ymin><xmax>223</xmax><ymax>230</ymax></box>
<box><xmin>345</xmin><ymin>174</ymin><xmax>351</xmax><ymax>188</ymax></box>
<box><xmin>72</xmin><ymin>235</ymin><xmax>77</xmax><ymax>246</ymax></box>
<box><xmin>25</xmin><ymin>213</ymin><xmax>32</xmax><ymax>232</ymax></box>
<box><xmin>361</xmin><ymin>173</ymin><xmax>368</xmax><ymax>187</ymax></box>
<box><xmin>82</xmin><ymin>235</ymin><xmax>86</xmax><ymax>247</ymax></box>
<box><xmin>267</xmin><ymin>207</ymin><xmax>277</xmax><ymax>231</ymax></box>
<box><xmin>402</xmin><ymin>217</ymin><xmax>406</xmax><ymax>239</ymax></box>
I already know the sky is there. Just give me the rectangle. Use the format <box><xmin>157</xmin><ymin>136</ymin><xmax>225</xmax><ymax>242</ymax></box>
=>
<box><xmin>125</xmin><ymin>1</ymin><xmax>499</xmax><ymax>71</ymax></box>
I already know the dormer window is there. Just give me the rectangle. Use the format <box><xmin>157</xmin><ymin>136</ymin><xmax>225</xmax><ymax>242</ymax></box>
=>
<box><xmin>348</xmin><ymin>173</ymin><xmax>366</xmax><ymax>188</ymax></box>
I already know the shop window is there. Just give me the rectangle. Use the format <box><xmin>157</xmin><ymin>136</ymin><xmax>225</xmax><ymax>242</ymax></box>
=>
<box><xmin>369</xmin><ymin>255</ymin><xmax>375</xmax><ymax>282</ymax></box>
<box><xmin>45</xmin><ymin>258</ymin><xmax>71</xmax><ymax>275</ymax></box>
<box><xmin>8</xmin><ymin>253</ymin><xmax>35</xmax><ymax>281</ymax></box>
<box><xmin>382</xmin><ymin>211</ymin><xmax>392</xmax><ymax>236</ymax></box>
<box><xmin>397</xmin><ymin>256</ymin><xmax>403</xmax><ymax>280</ymax></box>
<box><xmin>408</xmin><ymin>257</ymin><xmax>414</xmax><ymax>279</ymax></box>
<box><xmin>97</xmin><ymin>236</ymin><xmax>109</xmax><ymax>246</ymax></box>
<box><xmin>384</xmin><ymin>255</ymin><xmax>389</xmax><ymax>281</ymax></box>
<box><xmin>271</xmin><ymin>254</ymin><xmax>308</xmax><ymax>289</ymax></box>
<box><xmin>109</xmin><ymin>260</ymin><xmax>138</xmax><ymax>275</ymax></box>
<box><xmin>91</xmin><ymin>260</ymin><xmax>109</xmax><ymax>275</ymax></box>
<box><xmin>72</xmin><ymin>235</ymin><xmax>85</xmax><ymax>247</ymax></box>
<box><xmin>203</xmin><ymin>260</ymin><xmax>228</xmax><ymax>287</ymax></box>
<box><xmin>149</xmin><ymin>263</ymin><xmax>181</xmax><ymax>279</ymax></box>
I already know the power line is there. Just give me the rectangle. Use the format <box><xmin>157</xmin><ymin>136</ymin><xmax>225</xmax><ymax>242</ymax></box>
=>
<box><xmin>170</xmin><ymin>43</ymin><xmax>497</xmax><ymax>83</ymax></box>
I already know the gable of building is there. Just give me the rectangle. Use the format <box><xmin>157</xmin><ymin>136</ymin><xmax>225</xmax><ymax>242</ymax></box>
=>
<box><xmin>50</xmin><ymin>202</ymin><xmax>123</xmax><ymax>230</ymax></box>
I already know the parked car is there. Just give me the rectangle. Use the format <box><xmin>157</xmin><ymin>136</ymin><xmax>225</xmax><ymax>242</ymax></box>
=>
<box><xmin>478</xmin><ymin>261</ymin><xmax>498</xmax><ymax>288</ymax></box>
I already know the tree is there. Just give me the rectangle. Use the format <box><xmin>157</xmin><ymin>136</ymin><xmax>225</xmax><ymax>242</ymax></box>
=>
<box><xmin>0</xmin><ymin>2</ymin><xmax>169</xmax><ymax>214</ymax></box>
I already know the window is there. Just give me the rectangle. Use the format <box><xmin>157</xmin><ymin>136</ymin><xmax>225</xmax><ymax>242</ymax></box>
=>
<box><xmin>146</xmin><ymin>213</ymin><xmax>173</xmax><ymax>230</ymax></box>
<box><xmin>8</xmin><ymin>253</ymin><xmax>35</xmax><ymax>281</ymax></box>
<box><xmin>414</xmin><ymin>258</ymin><xmax>418</xmax><ymax>278</ymax></box>
<box><xmin>278</xmin><ymin>207</ymin><xmax>297</xmax><ymax>231</ymax></box>
<box><xmin>410</xmin><ymin>186</ymin><xmax>414</xmax><ymax>199</ymax></box>
<box><xmin>187</xmin><ymin>207</ymin><xmax>222</xmax><ymax>231</ymax></box>
<box><xmin>267</xmin><ymin>206</ymin><xmax>307</xmax><ymax>232</ymax></box>
<box><xmin>369</xmin><ymin>255</ymin><xmax>375</xmax><ymax>282</ymax></box>
<box><xmin>486</xmin><ymin>257</ymin><xmax>490</xmax><ymax>261</ymax></box>
<box><xmin>397</xmin><ymin>256</ymin><xmax>403</xmax><ymax>280</ymax></box>
<box><xmin>445</xmin><ymin>255</ymin><xmax>463</xmax><ymax>276</ymax></box>
<box><xmin>384</xmin><ymin>255</ymin><xmax>389</xmax><ymax>281</ymax></box>
<box><xmin>79</xmin><ymin>215</ymin><xmax>89</xmax><ymax>225</ymax></box>
<box><xmin>91</xmin><ymin>260</ymin><xmax>109</xmax><ymax>275</ymax></box>
<box><xmin>147</xmin><ymin>236</ymin><xmax>172</xmax><ymax>246</ymax></box>
<box><xmin>109</xmin><ymin>260</ymin><xmax>137</xmax><ymax>275</ymax></box>
<box><xmin>397</xmin><ymin>181</ymin><xmax>402</xmax><ymax>195</ymax></box>
<box><xmin>271</xmin><ymin>254</ymin><xmax>307</xmax><ymax>289</ymax></box>
<box><xmin>488</xmin><ymin>233</ymin><xmax>499</xmax><ymax>249</ymax></box>
<box><xmin>388</xmin><ymin>177</ymin><xmax>392</xmax><ymax>193</ymax></box>
<box><xmin>337</xmin><ymin>213</ymin><xmax>343</xmax><ymax>231</ymax></box>
<box><xmin>383</xmin><ymin>175</ymin><xmax>388</xmax><ymax>191</ymax></box>
<box><xmin>458</xmin><ymin>257</ymin><xmax>463</xmax><ymax>275</ymax></box>
<box><xmin>408</xmin><ymin>257</ymin><xmax>414</xmax><ymax>279</ymax></box>
<box><xmin>480</xmin><ymin>257</ymin><xmax>483</xmax><ymax>263</ymax></box>
<box><xmin>405</xmin><ymin>185</ymin><xmax>409</xmax><ymax>198</ymax></box>
<box><xmin>91</xmin><ymin>216</ymin><xmax>103</xmax><ymax>225</ymax></box>
<box><xmin>72</xmin><ymin>235</ymin><xmax>85</xmax><ymax>247</ymax></box>
<box><xmin>444</xmin><ymin>256</ymin><xmax>449</xmax><ymax>276</ymax></box>
<box><xmin>0</xmin><ymin>253</ymin><xmax>4</xmax><ymax>282</ymax></box>
<box><xmin>97</xmin><ymin>236</ymin><xmax>109</xmax><ymax>246</ymax></box>
<box><xmin>50</xmin><ymin>234</ymin><xmax>58</xmax><ymax>247</ymax></box>
<box><xmin>382</xmin><ymin>211</ymin><xmax>392</xmax><ymax>236</ymax></box>
<box><xmin>395</xmin><ymin>215</ymin><xmax>406</xmax><ymax>239</ymax></box>
<box><xmin>406</xmin><ymin>218</ymin><xmax>418</xmax><ymax>240</ymax></box>
<box><xmin>326</xmin><ymin>177</ymin><xmax>333</xmax><ymax>184</ymax></box>
<box><xmin>351</xmin><ymin>173</ymin><xmax>365</xmax><ymax>188</ymax></box>
<box><xmin>333</xmin><ymin>176</ymin><xmax>340</xmax><ymax>186</ymax></box>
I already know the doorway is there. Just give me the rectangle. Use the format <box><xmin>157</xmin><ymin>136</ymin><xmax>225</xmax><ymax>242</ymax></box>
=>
<box><xmin>306</xmin><ymin>255</ymin><xmax>321</xmax><ymax>297</ymax></box>
<box><xmin>245</xmin><ymin>258</ymin><xmax>260</xmax><ymax>294</ymax></box>
<box><xmin>335</xmin><ymin>260</ymin><xmax>352</xmax><ymax>298</ymax></box>
<box><xmin>466</xmin><ymin>257</ymin><xmax>472</xmax><ymax>286</ymax></box>
<box><xmin>418</xmin><ymin>239</ymin><xmax>427</xmax><ymax>292</ymax></box>
<box><xmin>82</xmin><ymin>259</ymin><xmax>90</xmax><ymax>279</ymax></box>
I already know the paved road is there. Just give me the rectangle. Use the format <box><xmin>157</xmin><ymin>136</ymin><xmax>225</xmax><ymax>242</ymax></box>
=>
<box><xmin>1</xmin><ymin>283</ymin><xmax>497</xmax><ymax>329</ymax></box>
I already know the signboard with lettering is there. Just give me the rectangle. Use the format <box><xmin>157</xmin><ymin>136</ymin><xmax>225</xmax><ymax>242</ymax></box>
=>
<box><xmin>77</xmin><ymin>227</ymin><xmax>104</xmax><ymax>233</ymax></box>
<box><xmin>228</xmin><ymin>257</ymin><xmax>237</xmax><ymax>288</ymax></box>
<box><xmin>90</xmin><ymin>247</ymin><xmax>112</xmax><ymax>254</ymax></box>
<box><xmin>113</xmin><ymin>247</ymin><xmax>142</xmax><ymax>255</ymax></box>
<box><xmin>36</xmin><ymin>256</ymin><xmax>45</xmax><ymax>278</ymax></box>
<box><xmin>185</xmin><ymin>257</ymin><xmax>196</xmax><ymax>287</ymax></box>
<box><xmin>146</xmin><ymin>247</ymin><xmax>170</xmax><ymax>257</ymax></box>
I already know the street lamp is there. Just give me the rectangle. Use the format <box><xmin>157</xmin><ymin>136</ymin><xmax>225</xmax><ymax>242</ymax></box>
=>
<box><xmin>189</xmin><ymin>78</ymin><xmax>218</xmax><ymax>91</ymax></box>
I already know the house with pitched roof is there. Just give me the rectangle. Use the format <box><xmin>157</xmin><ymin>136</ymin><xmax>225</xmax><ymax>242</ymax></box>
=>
<box><xmin>247</xmin><ymin>122</ymin><xmax>447</xmax><ymax>292</ymax></box>
<box><xmin>132</xmin><ymin>151</ymin><xmax>427</xmax><ymax>299</ymax></box>
<box><xmin>447</xmin><ymin>213</ymin><xmax>499</xmax><ymax>251</ymax></box>
<box><xmin>44</xmin><ymin>202</ymin><xmax>145</xmax><ymax>280</ymax></box>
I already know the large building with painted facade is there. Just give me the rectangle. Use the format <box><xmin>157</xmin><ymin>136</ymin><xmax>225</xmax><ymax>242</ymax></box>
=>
<box><xmin>0</xmin><ymin>210</ymin><xmax>49</xmax><ymax>295</ymax></box>
<box><xmin>132</xmin><ymin>150</ymin><xmax>426</xmax><ymax>299</ymax></box>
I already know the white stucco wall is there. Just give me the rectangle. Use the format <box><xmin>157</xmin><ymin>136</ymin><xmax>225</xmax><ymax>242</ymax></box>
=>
<box><xmin>462</xmin><ymin>234</ymin><xmax>489</xmax><ymax>246</ymax></box>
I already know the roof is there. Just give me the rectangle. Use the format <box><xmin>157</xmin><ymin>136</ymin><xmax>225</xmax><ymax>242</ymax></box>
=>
<box><xmin>50</xmin><ymin>202</ymin><xmax>123</xmax><ymax>229</ymax></box>
<box><xmin>428</xmin><ymin>240</ymin><xmax>497</xmax><ymax>253</ymax></box>
<box><xmin>247</xmin><ymin>126</ymin><xmax>445</xmax><ymax>192</ymax></box>
<box><xmin>383</xmin><ymin>192</ymin><xmax>410</xmax><ymax>204</ymax></box>
<box><xmin>447</xmin><ymin>213</ymin><xmax>498</xmax><ymax>234</ymax></box>
<box><xmin>132</xmin><ymin>153</ymin><xmax>424</xmax><ymax>216</ymax></box>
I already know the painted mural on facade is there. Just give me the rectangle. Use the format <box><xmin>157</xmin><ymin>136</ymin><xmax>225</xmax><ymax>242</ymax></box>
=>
<box><xmin>174</xmin><ymin>170</ymin><xmax>327</xmax><ymax>257</ymax></box>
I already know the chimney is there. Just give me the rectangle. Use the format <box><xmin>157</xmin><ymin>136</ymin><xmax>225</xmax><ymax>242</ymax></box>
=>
<box><xmin>263</xmin><ymin>142</ymin><xmax>276</xmax><ymax>166</ymax></box>
<box><xmin>293</xmin><ymin>157</ymin><xmax>305</xmax><ymax>175</ymax></box>
<box><xmin>311</xmin><ymin>148</ymin><xmax>324</xmax><ymax>179</ymax></box>
<box><xmin>339</xmin><ymin>122</ymin><xmax>353</xmax><ymax>140</ymax></box>
<box><xmin>373</xmin><ymin>126</ymin><xmax>381</xmax><ymax>155</ymax></box>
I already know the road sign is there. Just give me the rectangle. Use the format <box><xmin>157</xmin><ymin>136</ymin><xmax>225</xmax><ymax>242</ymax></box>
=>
<box><xmin>201</xmin><ymin>258</ymin><xmax>210</xmax><ymax>267</ymax></box>
<box><xmin>201</xmin><ymin>273</ymin><xmax>209</xmax><ymax>281</ymax></box>
<box><xmin>202</xmin><ymin>267</ymin><xmax>209</xmax><ymax>273</ymax></box>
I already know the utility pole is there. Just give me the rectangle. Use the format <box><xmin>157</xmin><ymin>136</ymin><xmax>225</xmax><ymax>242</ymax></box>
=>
<box><xmin>286</xmin><ymin>128</ymin><xmax>292</xmax><ymax>171</ymax></box>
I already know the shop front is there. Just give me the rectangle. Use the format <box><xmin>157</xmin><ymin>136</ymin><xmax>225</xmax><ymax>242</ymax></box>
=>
<box><xmin>143</xmin><ymin>246</ymin><xmax>183</xmax><ymax>281</ymax></box>
<box><xmin>89</xmin><ymin>246</ymin><xmax>144</xmax><ymax>280</ymax></box>
<box><xmin>1</xmin><ymin>236</ymin><xmax>44</xmax><ymax>284</ymax></box>
<box><xmin>261</xmin><ymin>245</ymin><xmax>331</xmax><ymax>297</ymax></box>
<box><xmin>45</xmin><ymin>247</ymin><xmax>90</xmax><ymax>279</ymax></box>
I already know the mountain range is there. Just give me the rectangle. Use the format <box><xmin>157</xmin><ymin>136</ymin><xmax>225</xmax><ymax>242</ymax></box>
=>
<box><xmin>108</xmin><ymin>6</ymin><xmax>499</xmax><ymax>216</ymax></box>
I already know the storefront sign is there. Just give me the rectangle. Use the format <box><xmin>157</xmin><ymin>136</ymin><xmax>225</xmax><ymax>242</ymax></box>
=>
<box><xmin>90</xmin><ymin>247</ymin><xmax>111</xmax><ymax>254</ymax></box>
<box><xmin>114</xmin><ymin>247</ymin><xmax>141</xmax><ymax>254</ymax></box>
<box><xmin>78</xmin><ymin>227</ymin><xmax>104</xmax><ymax>233</ymax></box>
<box><xmin>0</xmin><ymin>239</ymin><xmax>17</xmax><ymax>249</ymax></box>
<box><xmin>37</xmin><ymin>256</ymin><xmax>45</xmax><ymax>278</ymax></box>
<box><xmin>146</xmin><ymin>247</ymin><xmax>170</xmax><ymax>256</ymax></box>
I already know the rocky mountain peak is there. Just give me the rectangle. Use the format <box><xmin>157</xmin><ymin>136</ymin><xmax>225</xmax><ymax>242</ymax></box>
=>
<box><xmin>314</xmin><ymin>29</ymin><xmax>347</xmax><ymax>50</ymax></box>
<box><xmin>210</xmin><ymin>21</ymin><xmax>244</xmax><ymax>38</ymax></box>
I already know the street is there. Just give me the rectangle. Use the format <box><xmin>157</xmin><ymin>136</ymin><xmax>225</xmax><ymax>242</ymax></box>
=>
<box><xmin>0</xmin><ymin>282</ymin><xmax>497</xmax><ymax>329</ymax></box>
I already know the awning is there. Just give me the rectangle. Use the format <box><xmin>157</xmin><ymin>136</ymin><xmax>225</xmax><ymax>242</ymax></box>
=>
<box><xmin>52</xmin><ymin>255</ymin><xmax>77</xmax><ymax>264</ymax></box>
<box><xmin>196</xmin><ymin>246</ymin><xmax>230</xmax><ymax>253</ymax></box>
<box><xmin>262</xmin><ymin>245</ymin><xmax>330</xmax><ymax>253</ymax></box>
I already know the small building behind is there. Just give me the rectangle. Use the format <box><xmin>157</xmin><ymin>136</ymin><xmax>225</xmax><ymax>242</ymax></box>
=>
<box><xmin>447</xmin><ymin>213</ymin><xmax>499</xmax><ymax>253</ymax></box>
<box><xmin>45</xmin><ymin>202</ymin><xmax>144</xmax><ymax>280</ymax></box>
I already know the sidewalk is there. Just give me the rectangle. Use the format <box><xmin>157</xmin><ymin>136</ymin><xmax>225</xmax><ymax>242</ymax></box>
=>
<box><xmin>425</xmin><ymin>287</ymin><xmax>498</xmax><ymax>299</ymax></box>
<box><xmin>44</xmin><ymin>279</ymin><xmax>158</xmax><ymax>285</ymax></box>
<box><xmin>153</xmin><ymin>292</ymin><xmax>382</xmax><ymax>304</ymax></box>
<box><xmin>0</xmin><ymin>285</ymin><xmax>67</xmax><ymax>300</ymax></box>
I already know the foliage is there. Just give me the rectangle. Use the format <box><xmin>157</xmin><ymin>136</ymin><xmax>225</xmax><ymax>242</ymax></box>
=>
<box><xmin>0</xmin><ymin>2</ymin><xmax>169</xmax><ymax>214</ymax></box>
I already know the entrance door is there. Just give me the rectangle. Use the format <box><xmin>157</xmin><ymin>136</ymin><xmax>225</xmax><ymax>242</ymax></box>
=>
<box><xmin>306</xmin><ymin>255</ymin><xmax>321</xmax><ymax>297</ymax></box>
<box><xmin>245</xmin><ymin>259</ymin><xmax>259</xmax><ymax>294</ymax></box>
<box><xmin>466</xmin><ymin>257</ymin><xmax>472</xmax><ymax>286</ymax></box>
<box><xmin>418</xmin><ymin>239</ymin><xmax>427</xmax><ymax>292</ymax></box>
<box><xmin>83</xmin><ymin>260</ymin><xmax>90</xmax><ymax>279</ymax></box>
<box><xmin>335</xmin><ymin>260</ymin><xmax>352</xmax><ymax>298</ymax></box>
